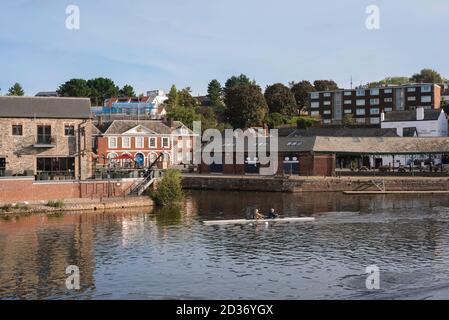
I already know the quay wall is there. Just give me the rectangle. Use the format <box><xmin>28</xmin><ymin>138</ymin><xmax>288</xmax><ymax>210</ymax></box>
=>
<box><xmin>0</xmin><ymin>177</ymin><xmax>139</xmax><ymax>202</ymax></box>
<box><xmin>182</xmin><ymin>175</ymin><xmax>449</xmax><ymax>192</ymax></box>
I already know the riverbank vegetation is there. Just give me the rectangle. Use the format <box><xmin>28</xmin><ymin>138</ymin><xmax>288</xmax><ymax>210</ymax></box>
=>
<box><xmin>151</xmin><ymin>169</ymin><xmax>184</xmax><ymax>207</ymax></box>
<box><xmin>46</xmin><ymin>200</ymin><xmax>65</xmax><ymax>208</ymax></box>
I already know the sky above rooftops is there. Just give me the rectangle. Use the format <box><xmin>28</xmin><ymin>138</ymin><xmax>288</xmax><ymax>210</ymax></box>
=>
<box><xmin>0</xmin><ymin>0</ymin><xmax>448</xmax><ymax>96</ymax></box>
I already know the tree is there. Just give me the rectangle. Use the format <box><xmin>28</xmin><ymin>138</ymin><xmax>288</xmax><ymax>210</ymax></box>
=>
<box><xmin>167</xmin><ymin>106</ymin><xmax>201</xmax><ymax>129</ymax></box>
<box><xmin>207</xmin><ymin>79</ymin><xmax>223</xmax><ymax>107</ymax></box>
<box><xmin>342</xmin><ymin>114</ymin><xmax>355</xmax><ymax>126</ymax></box>
<box><xmin>119</xmin><ymin>84</ymin><xmax>135</xmax><ymax>97</ymax></box>
<box><xmin>264</xmin><ymin>83</ymin><xmax>297</xmax><ymax>116</ymax></box>
<box><xmin>7</xmin><ymin>83</ymin><xmax>24</xmax><ymax>96</ymax></box>
<box><xmin>57</xmin><ymin>79</ymin><xmax>90</xmax><ymax>98</ymax></box>
<box><xmin>368</xmin><ymin>76</ymin><xmax>409</xmax><ymax>88</ymax></box>
<box><xmin>178</xmin><ymin>87</ymin><xmax>199</xmax><ymax>109</ymax></box>
<box><xmin>225</xmin><ymin>84</ymin><xmax>269</xmax><ymax>129</ymax></box>
<box><xmin>266</xmin><ymin>112</ymin><xmax>285</xmax><ymax>128</ymax></box>
<box><xmin>313</xmin><ymin>80</ymin><xmax>339</xmax><ymax>91</ymax></box>
<box><xmin>296</xmin><ymin>116</ymin><xmax>317</xmax><ymax>129</ymax></box>
<box><xmin>152</xmin><ymin>169</ymin><xmax>184</xmax><ymax>207</ymax></box>
<box><xmin>166</xmin><ymin>84</ymin><xmax>179</xmax><ymax>109</ymax></box>
<box><xmin>86</xmin><ymin>77</ymin><xmax>119</xmax><ymax>106</ymax></box>
<box><xmin>290</xmin><ymin>81</ymin><xmax>315</xmax><ymax>112</ymax></box>
<box><xmin>410</xmin><ymin>68</ymin><xmax>444</xmax><ymax>83</ymax></box>
<box><xmin>224</xmin><ymin>74</ymin><xmax>253</xmax><ymax>94</ymax></box>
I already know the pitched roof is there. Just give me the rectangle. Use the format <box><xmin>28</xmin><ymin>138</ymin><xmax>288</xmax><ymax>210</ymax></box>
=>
<box><xmin>287</xmin><ymin>127</ymin><xmax>398</xmax><ymax>137</ymax></box>
<box><xmin>102</xmin><ymin>120</ymin><xmax>172</xmax><ymax>135</ymax></box>
<box><xmin>0</xmin><ymin>96</ymin><xmax>91</xmax><ymax>119</ymax></box>
<box><xmin>383</xmin><ymin>109</ymin><xmax>442</xmax><ymax>122</ymax></box>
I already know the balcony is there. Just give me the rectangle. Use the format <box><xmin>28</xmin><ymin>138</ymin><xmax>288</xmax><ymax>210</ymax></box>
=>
<box><xmin>33</xmin><ymin>135</ymin><xmax>56</xmax><ymax>148</ymax></box>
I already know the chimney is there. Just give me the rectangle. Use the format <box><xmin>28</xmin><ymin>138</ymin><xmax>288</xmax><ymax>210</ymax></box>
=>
<box><xmin>416</xmin><ymin>107</ymin><xmax>424</xmax><ymax>121</ymax></box>
<box><xmin>380</xmin><ymin>112</ymin><xmax>385</xmax><ymax>122</ymax></box>
<box><xmin>167</xmin><ymin>117</ymin><xmax>174</xmax><ymax>128</ymax></box>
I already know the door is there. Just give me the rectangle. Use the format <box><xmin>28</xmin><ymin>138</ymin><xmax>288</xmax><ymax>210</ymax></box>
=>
<box><xmin>0</xmin><ymin>157</ymin><xmax>5</xmax><ymax>176</ymax></box>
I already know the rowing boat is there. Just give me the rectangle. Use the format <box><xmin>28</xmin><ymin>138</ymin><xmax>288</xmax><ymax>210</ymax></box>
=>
<box><xmin>203</xmin><ymin>217</ymin><xmax>315</xmax><ymax>225</ymax></box>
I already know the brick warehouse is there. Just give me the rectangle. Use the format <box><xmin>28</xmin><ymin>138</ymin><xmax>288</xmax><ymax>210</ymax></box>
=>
<box><xmin>0</xmin><ymin>96</ymin><xmax>92</xmax><ymax>180</ymax></box>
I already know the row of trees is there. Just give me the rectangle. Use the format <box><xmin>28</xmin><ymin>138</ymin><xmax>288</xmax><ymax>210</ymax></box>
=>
<box><xmin>368</xmin><ymin>69</ymin><xmax>446</xmax><ymax>88</ymax></box>
<box><xmin>57</xmin><ymin>78</ymin><xmax>135</xmax><ymax>105</ymax></box>
<box><xmin>0</xmin><ymin>83</ymin><xmax>25</xmax><ymax>96</ymax></box>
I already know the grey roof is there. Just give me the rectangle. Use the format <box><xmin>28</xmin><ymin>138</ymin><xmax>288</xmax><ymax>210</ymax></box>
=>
<box><xmin>102</xmin><ymin>120</ymin><xmax>172</xmax><ymax>135</ymax></box>
<box><xmin>0</xmin><ymin>96</ymin><xmax>91</xmax><ymax>119</ymax></box>
<box><xmin>312</xmin><ymin>136</ymin><xmax>449</xmax><ymax>155</ymax></box>
<box><xmin>287</xmin><ymin>127</ymin><xmax>398</xmax><ymax>137</ymax></box>
<box><xmin>35</xmin><ymin>91</ymin><xmax>59</xmax><ymax>97</ymax></box>
<box><xmin>383</xmin><ymin>109</ymin><xmax>442</xmax><ymax>122</ymax></box>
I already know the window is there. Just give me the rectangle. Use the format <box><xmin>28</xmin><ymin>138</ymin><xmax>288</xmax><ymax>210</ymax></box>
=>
<box><xmin>37</xmin><ymin>157</ymin><xmax>75</xmax><ymax>175</ymax></box>
<box><xmin>356</xmin><ymin>109</ymin><xmax>365</xmax><ymax>115</ymax></box>
<box><xmin>356</xmin><ymin>118</ymin><xmax>366</xmax><ymax>124</ymax></box>
<box><xmin>421</xmin><ymin>96</ymin><xmax>431</xmax><ymax>103</ymax></box>
<box><xmin>323</xmin><ymin>110</ymin><xmax>331</xmax><ymax>114</ymax></box>
<box><xmin>344</xmin><ymin>91</ymin><xmax>352</xmax><ymax>96</ymax></box>
<box><xmin>344</xmin><ymin>100</ymin><xmax>352</xmax><ymax>104</ymax></box>
<box><xmin>407</xmin><ymin>96</ymin><xmax>416</xmax><ymax>101</ymax></box>
<box><xmin>384</xmin><ymin>107</ymin><xmax>393</xmax><ymax>112</ymax></box>
<box><xmin>344</xmin><ymin>109</ymin><xmax>352</xmax><ymax>114</ymax></box>
<box><xmin>12</xmin><ymin>124</ymin><xmax>22</xmax><ymax>136</ymax></box>
<box><xmin>136</xmin><ymin>136</ymin><xmax>144</xmax><ymax>149</ymax></box>
<box><xmin>421</xmin><ymin>85</ymin><xmax>432</xmax><ymax>93</ymax></box>
<box><xmin>323</xmin><ymin>92</ymin><xmax>331</xmax><ymax>97</ymax></box>
<box><xmin>356</xmin><ymin>89</ymin><xmax>365</xmax><ymax>96</ymax></box>
<box><xmin>310</xmin><ymin>111</ymin><xmax>320</xmax><ymax>116</ymax></box>
<box><xmin>64</xmin><ymin>125</ymin><xmax>75</xmax><ymax>136</ymax></box>
<box><xmin>356</xmin><ymin>99</ymin><xmax>365</xmax><ymax>106</ymax></box>
<box><xmin>323</xmin><ymin>101</ymin><xmax>331</xmax><ymax>106</ymax></box>
<box><xmin>122</xmin><ymin>136</ymin><xmax>131</xmax><ymax>148</ymax></box>
<box><xmin>407</xmin><ymin>87</ymin><xmax>416</xmax><ymax>92</ymax></box>
<box><xmin>310</xmin><ymin>102</ymin><xmax>320</xmax><ymax>108</ymax></box>
<box><xmin>323</xmin><ymin>119</ymin><xmax>331</xmax><ymax>124</ymax></box>
<box><xmin>370</xmin><ymin>98</ymin><xmax>379</xmax><ymax>105</ymax></box>
<box><xmin>370</xmin><ymin>108</ymin><xmax>380</xmax><ymax>115</ymax></box>
<box><xmin>108</xmin><ymin>136</ymin><xmax>117</xmax><ymax>148</ymax></box>
<box><xmin>162</xmin><ymin>137</ymin><xmax>169</xmax><ymax>148</ymax></box>
<box><xmin>370</xmin><ymin>117</ymin><xmax>380</xmax><ymax>124</ymax></box>
<box><xmin>384</xmin><ymin>97</ymin><xmax>393</xmax><ymax>102</ymax></box>
<box><xmin>37</xmin><ymin>125</ymin><xmax>51</xmax><ymax>144</ymax></box>
<box><xmin>149</xmin><ymin>137</ymin><xmax>156</xmax><ymax>148</ymax></box>
<box><xmin>370</xmin><ymin>89</ymin><xmax>379</xmax><ymax>95</ymax></box>
<box><xmin>384</xmin><ymin>88</ymin><xmax>393</xmax><ymax>94</ymax></box>
<box><xmin>310</xmin><ymin>92</ymin><xmax>319</xmax><ymax>99</ymax></box>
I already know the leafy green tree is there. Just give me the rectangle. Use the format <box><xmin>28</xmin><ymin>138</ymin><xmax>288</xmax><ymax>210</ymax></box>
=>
<box><xmin>119</xmin><ymin>84</ymin><xmax>135</xmax><ymax>97</ymax></box>
<box><xmin>225</xmin><ymin>84</ymin><xmax>268</xmax><ymax>129</ymax></box>
<box><xmin>224</xmin><ymin>74</ymin><xmax>253</xmax><ymax>94</ymax></box>
<box><xmin>167</xmin><ymin>106</ymin><xmax>201</xmax><ymax>129</ymax></box>
<box><xmin>152</xmin><ymin>169</ymin><xmax>184</xmax><ymax>207</ymax></box>
<box><xmin>207</xmin><ymin>79</ymin><xmax>223</xmax><ymax>107</ymax></box>
<box><xmin>266</xmin><ymin>112</ymin><xmax>285</xmax><ymax>128</ymax></box>
<box><xmin>313</xmin><ymin>80</ymin><xmax>339</xmax><ymax>91</ymax></box>
<box><xmin>264</xmin><ymin>83</ymin><xmax>297</xmax><ymax>116</ymax></box>
<box><xmin>178</xmin><ymin>87</ymin><xmax>199</xmax><ymax>109</ymax></box>
<box><xmin>410</xmin><ymin>68</ymin><xmax>444</xmax><ymax>83</ymax></box>
<box><xmin>87</xmin><ymin>77</ymin><xmax>119</xmax><ymax>106</ymax></box>
<box><xmin>296</xmin><ymin>116</ymin><xmax>317</xmax><ymax>129</ymax></box>
<box><xmin>290</xmin><ymin>81</ymin><xmax>315</xmax><ymax>112</ymax></box>
<box><xmin>368</xmin><ymin>76</ymin><xmax>410</xmax><ymax>88</ymax></box>
<box><xmin>166</xmin><ymin>84</ymin><xmax>179</xmax><ymax>109</ymax></box>
<box><xmin>57</xmin><ymin>79</ymin><xmax>90</xmax><ymax>98</ymax></box>
<box><xmin>7</xmin><ymin>83</ymin><xmax>25</xmax><ymax>96</ymax></box>
<box><xmin>200</xmin><ymin>107</ymin><xmax>219</xmax><ymax>132</ymax></box>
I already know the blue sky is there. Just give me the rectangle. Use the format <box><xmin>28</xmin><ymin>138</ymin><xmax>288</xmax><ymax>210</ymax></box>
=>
<box><xmin>0</xmin><ymin>0</ymin><xmax>448</xmax><ymax>96</ymax></box>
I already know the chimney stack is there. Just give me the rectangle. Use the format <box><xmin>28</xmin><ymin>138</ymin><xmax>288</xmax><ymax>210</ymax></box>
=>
<box><xmin>416</xmin><ymin>107</ymin><xmax>424</xmax><ymax>121</ymax></box>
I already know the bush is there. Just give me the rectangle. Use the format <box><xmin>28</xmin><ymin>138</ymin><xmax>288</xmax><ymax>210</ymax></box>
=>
<box><xmin>296</xmin><ymin>116</ymin><xmax>317</xmax><ymax>129</ymax></box>
<box><xmin>1</xmin><ymin>204</ymin><xmax>12</xmax><ymax>212</ymax></box>
<box><xmin>46</xmin><ymin>200</ymin><xmax>65</xmax><ymax>208</ymax></box>
<box><xmin>152</xmin><ymin>169</ymin><xmax>184</xmax><ymax>207</ymax></box>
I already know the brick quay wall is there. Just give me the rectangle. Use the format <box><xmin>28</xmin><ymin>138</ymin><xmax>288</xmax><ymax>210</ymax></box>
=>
<box><xmin>182</xmin><ymin>174</ymin><xmax>449</xmax><ymax>193</ymax></box>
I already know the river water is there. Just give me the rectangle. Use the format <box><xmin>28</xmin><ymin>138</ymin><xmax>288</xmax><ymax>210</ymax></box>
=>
<box><xmin>1</xmin><ymin>190</ymin><xmax>449</xmax><ymax>300</ymax></box>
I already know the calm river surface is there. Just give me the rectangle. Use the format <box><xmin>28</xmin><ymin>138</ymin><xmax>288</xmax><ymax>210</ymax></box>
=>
<box><xmin>2</xmin><ymin>190</ymin><xmax>449</xmax><ymax>300</ymax></box>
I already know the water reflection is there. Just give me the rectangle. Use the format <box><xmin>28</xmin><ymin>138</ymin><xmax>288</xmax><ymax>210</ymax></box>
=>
<box><xmin>1</xmin><ymin>191</ymin><xmax>449</xmax><ymax>299</ymax></box>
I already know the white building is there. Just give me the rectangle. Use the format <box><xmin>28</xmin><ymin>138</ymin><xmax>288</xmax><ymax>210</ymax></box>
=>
<box><xmin>146</xmin><ymin>90</ymin><xmax>168</xmax><ymax>119</ymax></box>
<box><xmin>381</xmin><ymin>107</ymin><xmax>448</xmax><ymax>137</ymax></box>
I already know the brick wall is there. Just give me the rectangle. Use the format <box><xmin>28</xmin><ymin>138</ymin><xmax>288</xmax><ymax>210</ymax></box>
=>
<box><xmin>0</xmin><ymin>177</ymin><xmax>137</xmax><ymax>202</ymax></box>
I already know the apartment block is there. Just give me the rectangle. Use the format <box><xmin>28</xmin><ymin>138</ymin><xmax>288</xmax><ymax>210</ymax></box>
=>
<box><xmin>309</xmin><ymin>83</ymin><xmax>441</xmax><ymax>125</ymax></box>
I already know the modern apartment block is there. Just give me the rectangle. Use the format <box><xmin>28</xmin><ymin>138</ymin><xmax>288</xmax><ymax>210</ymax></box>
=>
<box><xmin>309</xmin><ymin>83</ymin><xmax>441</xmax><ymax>125</ymax></box>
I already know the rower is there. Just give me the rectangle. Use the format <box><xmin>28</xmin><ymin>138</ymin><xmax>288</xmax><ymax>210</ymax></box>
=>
<box><xmin>266</xmin><ymin>208</ymin><xmax>279</xmax><ymax>219</ymax></box>
<box><xmin>254</xmin><ymin>208</ymin><xmax>264</xmax><ymax>220</ymax></box>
